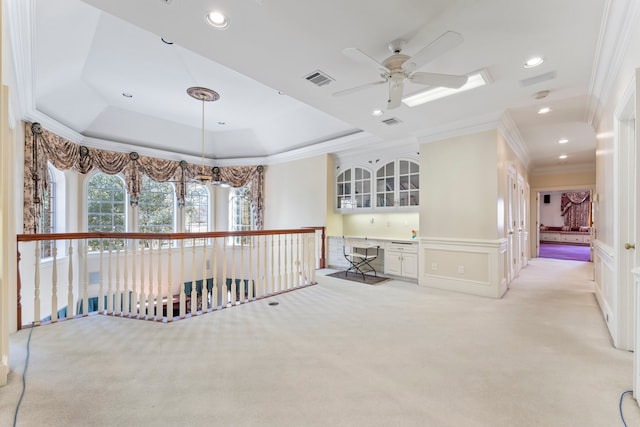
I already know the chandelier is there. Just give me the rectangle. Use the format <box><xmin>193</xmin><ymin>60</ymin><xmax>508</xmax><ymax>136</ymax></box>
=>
<box><xmin>187</xmin><ymin>86</ymin><xmax>220</xmax><ymax>183</ymax></box>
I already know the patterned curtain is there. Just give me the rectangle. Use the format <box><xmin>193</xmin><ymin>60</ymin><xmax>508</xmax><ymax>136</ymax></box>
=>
<box><xmin>23</xmin><ymin>122</ymin><xmax>265</xmax><ymax>233</ymax></box>
<box><xmin>561</xmin><ymin>191</ymin><xmax>590</xmax><ymax>228</ymax></box>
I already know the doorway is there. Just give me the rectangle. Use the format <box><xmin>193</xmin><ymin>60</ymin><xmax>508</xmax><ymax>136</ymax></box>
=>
<box><xmin>537</xmin><ymin>189</ymin><xmax>592</xmax><ymax>262</ymax></box>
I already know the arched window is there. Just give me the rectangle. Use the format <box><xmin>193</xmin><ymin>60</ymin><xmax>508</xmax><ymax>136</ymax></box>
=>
<box><xmin>229</xmin><ymin>186</ymin><xmax>253</xmax><ymax>245</ymax></box>
<box><xmin>138</xmin><ymin>176</ymin><xmax>175</xmax><ymax>234</ymax></box>
<box><xmin>40</xmin><ymin>166</ymin><xmax>56</xmax><ymax>258</ymax></box>
<box><xmin>184</xmin><ymin>183</ymin><xmax>209</xmax><ymax>245</ymax></box>
<box><xmin>87</xmin><ymin>173</ymin><xmax>126</xmax><ymax>251</ymax></box>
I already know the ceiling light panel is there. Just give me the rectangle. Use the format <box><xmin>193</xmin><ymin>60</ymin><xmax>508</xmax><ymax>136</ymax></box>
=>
<box><xmin>524</xmin><ymin>56</ymin><xmax>544</xmax><ymax>68</ymax></box>
<box><xmin>206</xmin><ymin>11</ymin><xmax>229</xmax><ymax>29</ymax></box>
<box><xmin>402</xmin><ymin>71</ymin><xmax>488</xmax><ymax>107</ymax></box>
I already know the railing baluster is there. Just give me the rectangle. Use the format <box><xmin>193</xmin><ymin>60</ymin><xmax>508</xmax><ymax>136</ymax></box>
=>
<box><xmin>270</xmin><ymin>235</ymin><xmax>275</xmax><ymax>295</ymax></box>
<box><xmin>147</xmin><ymin>240</ymin><xmax>155</xmax><ymax>319</ymax></box>
<box><xmin>212</xmin><ymin>237</ymin><xmax>218</xmax><ymax>310</ymax></box>
<box><xmin>278</xmin><ymin>235</ymin><xmax>282</xmax><ymax>293</ymax></box>
<box><xmin>34</xmin><ymin>244</ymin><xmax>41</xmax><ymax>326</ymax></box>
<box><xmin>139</xmin><ymin>240</ymin><xmax>146</xmax><ymax>319</ymax></box>
<box><xmin>51</xmin><ymin>242</ymin><xmax>58</xmax><ymax>322</ymax></box>
<box><xmin>156</xmin><ymin>239</ymin><xmax>163</xmax><ymax>321</ymax></box>
<box><xmin>222</xmin><ymin>237</ymin><xmax>228</xmax><ymax>307</ymax></box>
<box><xmin>107</xmin><ymin>239</ymin><xmax>113</xmax><ymax>315</ymax></box>
<box><xmin>98</xmin><ymin>240</ymin><xmax>104</xmax><ymax>314</ymax></box>
<box><xmin>256</xmin><ymin>235</ymin><xmax>262</xmax><ymax>299</ymax></box>
<box><xmin>167</xmin><ymin>240</ymin><xmax>173</xmax><ymax>322</ymax></box>
<box><xmin>180</xmin><ymin>239</ymin><xmax>185</xmax><ymax>318</ymax></box>
<box><xmin>191</xmin><ymin>240</ymin><xmax>197</xmax><ymax>315</ymax></box>
<box><xmin>131</xmin><ymin>240</ymin><xmax>137</xmax><ymax>318</ymax></box>
<box><xmin>115</xmin><ymin>243</ymin><xmax>121</xmax><ymax>316</ymax></box>
<box><xmin>240</xmin><ymin>238</ymin><xmax>245</xmax><ymax>303</ymax></box>
<box><xmin>68</xmin><ymin>244</ymin><xmax>75</xmax><ymax>318</ymax></box>
<box><xmin>202</xmin><ymin>242</ymin><xmax>208</xmax><ymax>312</ymax></box>
<box><xmin>123</xmin><ymin>242</ymin><xmax>129</xmax><ymax>316</ymax></box>
<box><xmin>231</xmin><ymin>238</ymin><xmax>237</xmax><ymax>306</ymax></box>
<box><xmin>82</xmin><ymin>242</ymin><xmax>88</xmax><ymax>315</ymax></box>
<box><xmin>248</xmin><ymin>237</ymin><xmax>254</xmax><ymax>301</ymax></box>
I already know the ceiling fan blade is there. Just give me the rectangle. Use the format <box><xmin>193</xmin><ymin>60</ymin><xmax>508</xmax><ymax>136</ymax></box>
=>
<box><xmin>408</xmin><ymin>72</ymin><xmax>468</xmax><ymax>89</ymax></box>
<box><xmin>342</xmin><ymin>47</ymin><xmax>388</xmax><ymax>72</ymax></box>
<box><xmin>405</xmin><ymin>31</ymin><xmax>464</xmax><ymax>71</ymax></box>
<box><xmin>333</xmin><ymin>80</ymin><xmax>387</xmax><ymax>97</ymax></box>
<box><xmin>387</xmin><ymin>81</ymin><xmax>404</xmax><ymax>109</ymax></box>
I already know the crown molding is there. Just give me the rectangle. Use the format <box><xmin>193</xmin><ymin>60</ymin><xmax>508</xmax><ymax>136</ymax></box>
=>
<box><xmin>587</xmin><ymin>0</ymin><xmax>640</xmax><ymax>127</ymax></box>
<box><xmin>498</xmin><ymin>111</ymin><xmax>530</xmax><ymax>169</ymax></box>
<box><xmin>5</xmin><ymin>0</ymin><xmax>35</xmax><ymax>120</ymax></box>
<box><xmin>416</xmin><ymin>111</ymin><xmax>503</xmax><ymax>145</ymax></box>
<box><xmin>529</xmin><ymin>163</ymin><xmax>596</xmax><ymax>176</ymax></box>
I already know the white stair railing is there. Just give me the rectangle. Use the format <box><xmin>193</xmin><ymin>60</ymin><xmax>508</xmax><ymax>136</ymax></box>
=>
<box><xmin>16</xmin><ymin>228</ymin><xmax>324</xmax><ymax>329</ymax></box>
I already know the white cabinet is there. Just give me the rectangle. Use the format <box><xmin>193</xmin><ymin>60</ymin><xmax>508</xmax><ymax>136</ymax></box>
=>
<box><xmin>385</xmin><ymin>242</ymin><xmax>418</xmax><ymax>279</ymax></box>
<box><xmin>375</xmin><ymin>159</ymin><xmax>419</xmax><ymax>209</ymax></box>
<box><xmin>336</xmin><ymin>166</ymin><xmax>373</xmax><ymax>210</ymax></box>
<box><xmin>335</xmin><ymin>157</ymin><xmax>418</xmax><ymax>213</ymax></box>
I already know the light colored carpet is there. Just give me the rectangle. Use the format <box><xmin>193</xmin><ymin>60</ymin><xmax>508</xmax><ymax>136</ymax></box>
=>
<box><xmin>1</xmin><ymin>258</ymin><xmax>639</xmax><ymax>426</ymax></box>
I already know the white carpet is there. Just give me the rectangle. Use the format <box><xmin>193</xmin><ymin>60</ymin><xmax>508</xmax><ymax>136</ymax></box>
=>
<box><xmin>1</xmin><ymin>258</ymin><xmax>639</xmax><ymax>426</ymax></box>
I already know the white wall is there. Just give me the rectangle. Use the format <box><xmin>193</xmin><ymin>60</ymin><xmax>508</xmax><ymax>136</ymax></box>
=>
<box><xmin>263</xmin><ymin>154</ymin><xmax>329</xmax><ymax>230</ymax></box>
<box><xmin>539</xmin><ymin>192</ymin><xmax>564</xmax><ymax>227</ymax></box>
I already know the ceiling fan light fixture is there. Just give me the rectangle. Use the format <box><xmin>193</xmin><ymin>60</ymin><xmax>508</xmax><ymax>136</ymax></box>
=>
<box><xmin>558</xmin><ymin>138</ymin><xmax>569</xmax><ymax>144</ymax></box>
<box><xmin>206</xmin><ymin>11</ymin><xmax>229</xmax><ymax>29</ymax></box>
<box><xmin>538</xmin><ymin>106</ymin><xmax>552</xmax><ymax>114</ymax></box>
<box><xmin>402</xmin><ymin>71</ymin><xmax>488</xmax><ymax>107</ymax></box>
<box><xmin>559</xmin><ymin>154</ymin><xmax>568</xmax><ymax>159</ymax></box>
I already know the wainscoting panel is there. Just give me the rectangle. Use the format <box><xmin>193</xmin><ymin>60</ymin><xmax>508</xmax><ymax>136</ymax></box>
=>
<box><xmin>593</xmin><ymin>239</ymin><xmax>616</xmax><ymax>342</ymax></box>
<box><xmin>419</xmin><ymin>237</ymin><xmax>508</xmax><ymax>298</ymax></box>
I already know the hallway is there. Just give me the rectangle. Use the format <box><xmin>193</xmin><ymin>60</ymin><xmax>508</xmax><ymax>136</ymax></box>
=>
<box><xmin>1</xmin><ymin>258</ymin><xmax>638</xmax><ymax>426</ymax></box>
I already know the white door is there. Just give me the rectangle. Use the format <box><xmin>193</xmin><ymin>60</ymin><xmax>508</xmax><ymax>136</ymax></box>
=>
<box><xmin>615</xmin><ymin>71</ymin><xmax>639</xmax><ymax>351</ymax></box>
<box><xmin>506</xmin><ymin>166</ymin><xmax>516</xmax><ymax>283</ymax></box>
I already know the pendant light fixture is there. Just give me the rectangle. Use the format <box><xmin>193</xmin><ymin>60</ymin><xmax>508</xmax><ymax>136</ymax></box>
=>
<box><xmin>187</xmin><ymin>86</ymin><xmax>220</xmax><ymax>183</ymax></box>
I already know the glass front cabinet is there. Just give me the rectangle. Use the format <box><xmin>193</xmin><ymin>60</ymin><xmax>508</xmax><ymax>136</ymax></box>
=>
<box><xmin>336</xmin><ymin>159</ymin><xmax>419</xmax><ymax>212</ymax></box>
<box><xmin>336</xmin><ymin>166</ymin><xmax>372</xmax><ymax>210</ymax></box>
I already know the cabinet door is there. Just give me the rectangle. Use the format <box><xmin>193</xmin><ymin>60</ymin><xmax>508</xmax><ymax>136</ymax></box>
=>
<box><xmin>402</xmin><ymin>253</ymin><xmax>418</xmax><ymax>279</ymax></box>
<box><xmin>376</xmin><ymin>162</ymin><xmax>395</xmax><ymax>207</ymax></box>
<box><xmin>385</xmin><ymin>251</ymin><xmax>403</xmax><ymax>276</ymax></box>
<box><xmin>398</xmin><ymin>160</ymin><xmax>419</xmax><ymax>207</ymax></box>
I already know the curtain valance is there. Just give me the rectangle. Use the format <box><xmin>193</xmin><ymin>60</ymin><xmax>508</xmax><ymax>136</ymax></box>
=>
<box><xmin>23</xmin><ymin>122</ymin><xmax>264</xmax><ymax>233</ymax></box>
<box><xmin>560</xmin><ymin>191</ymin><xmax>590</xmax><ymax>229</ymax></box>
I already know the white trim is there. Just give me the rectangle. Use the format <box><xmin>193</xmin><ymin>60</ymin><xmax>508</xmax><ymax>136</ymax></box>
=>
<box><xmin>587</xmin><ymin>0</ymin><xmax>640</xmax><ymax>127</ymax></box>
<box><xmin>498</xmin><ymin>112</ymin><xmax>530</xmax><ymax>169</ymax></box>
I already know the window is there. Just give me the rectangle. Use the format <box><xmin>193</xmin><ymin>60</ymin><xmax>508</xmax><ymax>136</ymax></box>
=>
<box><xmin>184</xmin><ymin>183</ymin><xmax>209</xmax><ymax>245</ymax></box>
<box><xmin>229</xmin><ymin>186</ymin><xmax>253</xmax><ymax>245</ymax></box>
<box><xmin>40</xmin><ymin>166</ymin><xmax>56</xmax><ymax>258</ymax></box>
<box><xmin>138</xmin><ymin>177</ymin><xmax>175</xmax><ymax>246</ymax></box>
<box><xmin>87</xmin><ymin>173</ymin><xmax>126</xmax><ymax>251</ymax></box>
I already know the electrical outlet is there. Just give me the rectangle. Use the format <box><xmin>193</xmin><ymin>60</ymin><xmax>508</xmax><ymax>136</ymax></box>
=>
<box><xmin>431</xmin><ymin>262</ymin><xmax>437</xmax><ymax>271</ymax></box>
<box><xmin>458</xmin><ymin>265</ymin><xmax>465</xmax><ymax>274</ymax></box>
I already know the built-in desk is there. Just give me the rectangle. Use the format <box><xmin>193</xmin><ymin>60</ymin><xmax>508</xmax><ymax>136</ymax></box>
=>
<box><xmin>328</xmin><ymin>236</ymin><xmax>419</xmax><ymax>281</ymax></box>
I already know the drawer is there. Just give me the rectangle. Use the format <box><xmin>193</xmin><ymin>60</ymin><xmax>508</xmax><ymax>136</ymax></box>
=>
<box><xmin>387</xmin><ymin>242</ymin><xmax>418</xmax><ymax>253</ymax></box>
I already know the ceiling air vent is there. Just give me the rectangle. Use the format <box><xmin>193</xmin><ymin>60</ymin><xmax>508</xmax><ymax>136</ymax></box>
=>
<box><xmin>304</xmin><ymin>70</ymin><xmax>334</xmax><ymax>87</ymax></box>
<box><xmin>382</xmin><ymin>117</ymin><xmax>403</xmax><ymax>126</ymax></box>
<box><xmin>520</xmin><ymin>71</ymin><xmax>556</xmax><ymax>87</ymax></box>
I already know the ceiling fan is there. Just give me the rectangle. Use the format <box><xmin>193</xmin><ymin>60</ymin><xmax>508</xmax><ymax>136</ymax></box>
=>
<box><xmin>334</xmin><ymin>31</ymin><xmax>468</xmax><ymax>109</ymax></box>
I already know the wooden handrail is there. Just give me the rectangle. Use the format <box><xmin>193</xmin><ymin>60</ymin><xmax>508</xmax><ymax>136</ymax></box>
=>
<box><xmin>17</xmin><ymin>228</ymin><xmax>320</xmax><ymax>242</ymax></box>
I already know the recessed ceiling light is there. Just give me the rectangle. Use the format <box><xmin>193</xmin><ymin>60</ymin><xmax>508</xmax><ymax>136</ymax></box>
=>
<box><xmin>558</xmin><ymin>138</ymin><xmax>569</xmax><ymax>144</ymax></box>
<box><xmin>538</xmin><ymin>107</ymin><xmax>551</xmax><ymax>114</ymax></box>
<box><xmin>524</xmin><ymin>56</ymin><xmax>544</xmax><ymax>68</ymax></box>
<box><xmin>559</xmin><ymin>154</ymin><xmax>568</xmax><ymax>159</ymax></box>
<box><xmin>122</xmin><ymin>93</ymin><xmax>133</xmax><ymax>98</ymax></box>
<box><xmin>206</xmin><ymin>11</ymin><xmax>229</xmax><ymax>29</ymax></box>
<box><xmin>403</xmin><ymin>71</ymin><xmax>488</xmax><ymax>107</ymax></box>
<box><xmin>371</xmin><ymin>109</ymin><xmax>384</xmax><ymax>116</ymax></box>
